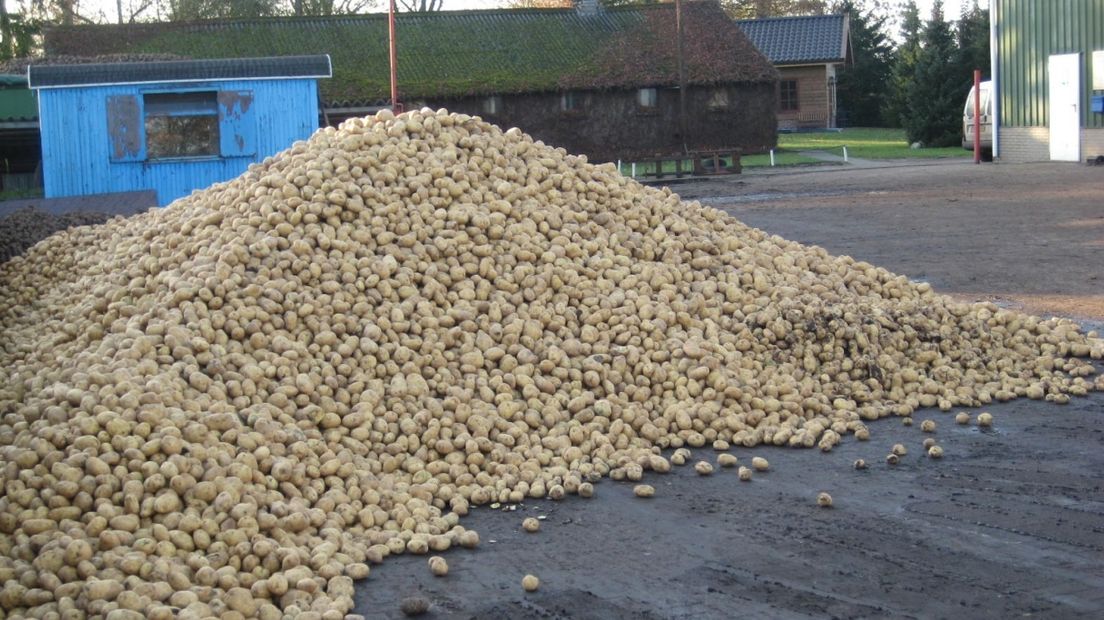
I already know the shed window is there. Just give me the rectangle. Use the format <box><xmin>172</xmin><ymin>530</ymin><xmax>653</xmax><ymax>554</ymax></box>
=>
<box><xmin>144</xmin><ymin>92</ymin><xmax>220</xmax><ymax>159</ymax></box>
<box><xmin>637</xmin><ymin>88</ymin><xmax>657</xmax><ymax>108</ymax></box>
<box><xmin>483</xmin><ymin>95</ymin><xmax>502</xmax><ymax>115</ymax></box>
<box><xmin>708</xmin><ymin>89</ymin><xmax>729</xmax><ymax>110</ymax></box>
<box><xmin>561</xmin><ymin>91</ymin><xmax>585</xmax><ymax>112</ymax></box>
<box><xmin>779</xmin><ymin>80</ymin><xmax>799</xmax><ymax>112</ymax></box>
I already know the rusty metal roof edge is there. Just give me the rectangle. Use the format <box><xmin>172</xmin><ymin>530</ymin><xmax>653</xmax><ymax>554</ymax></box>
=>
<box><xmin>28</xmin><ymin>55</ymin><xmax>332</xmax><ymax>89</ymax></box>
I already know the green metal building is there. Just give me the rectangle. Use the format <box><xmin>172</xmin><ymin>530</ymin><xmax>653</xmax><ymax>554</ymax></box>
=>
<box><xmin>0</xmin><ymin>74</ymin><xmax>41</xmax><ymax>191</ymax></box>
<box><xmin>992</xmin><ymin>0</ymin><xmax>1104</xmax><ymax>162</ymax></box>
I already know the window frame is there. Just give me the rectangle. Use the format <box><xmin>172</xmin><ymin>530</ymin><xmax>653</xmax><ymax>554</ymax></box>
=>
<box><xmin>106</xmin><ymin>87</ymin><xmax>257</xmax><ymax>164</ymax></box>
<box><xmin>707</xmin><ymin>88</ymin><xmax>730</xmax><ymax>111</ymax></box>
<box><xmin>142</xmin><ymin>90</ymin><xmax>222</xmax><ymax>161</ymax></box>
<box><xmin>561</xmin><ymin>91</ymin><xmax>586</xmax><ymax>113</ymax></box>
<box><xmin>779</xmin><ymin>80</ymin><xmax>799</xmax><ymax>112</ymax></box>
<box><xmin>637</xmin><ymin>87</ymin><xmax>658</xmax><ymax>109</ymax></box>
<box><xmin>483</xmin><ymin>95</ymin><xmax>502</xmax><ymax>116</ymax></box>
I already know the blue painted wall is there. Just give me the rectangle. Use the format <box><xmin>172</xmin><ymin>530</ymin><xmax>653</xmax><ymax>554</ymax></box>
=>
<box><xmin>38</xmin><ymin>78</ymin><xmax>319</xmax><ymax>206</ymax></box>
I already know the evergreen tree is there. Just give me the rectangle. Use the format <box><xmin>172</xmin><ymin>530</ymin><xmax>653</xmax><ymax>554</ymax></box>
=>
<box><xmin>956</xmin><ymin>0</ymin><xmax>989</xmax><ymax>79</ymax></box>
<box><xmin>902</xmin><ymin>1</ymin><xmax>962</xmax><ymax>146</ymax></box>
<box><xmin>726</xmin><ymin>0</ymin><xmax>828</xmax><ymax>19</ymax></box>
<box><xmin>883</xmin><ymin>0</ymin><xmax>921</xmax><ymax>127</ymax></box>
<box><xmin>832</xmin><ymin>0</ymin><xmax>893</xmax><ymax>126</ymax></box>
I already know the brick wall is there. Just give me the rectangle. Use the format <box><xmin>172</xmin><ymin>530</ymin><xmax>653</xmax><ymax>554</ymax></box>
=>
<box><xmin>999</xmin><ymin>126</ymin><xmax>1104</xmax><ymax>162</ymax></box>
<box><xmin>1082</xmin><ymin>128</ymin><xmax>1104</xmax><ymax>160</ymax></box>
<box><xmin>998</xmin><ymin>127</ymin><xmax>1049</xmax><ymax>162</ymax></box>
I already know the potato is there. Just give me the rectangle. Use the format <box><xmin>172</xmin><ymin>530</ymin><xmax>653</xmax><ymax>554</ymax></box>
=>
<box><xmin>670</xmin><ymin>449</ymin><xmax>691</xmax><ymax>466</ymax></box>
<box><xmin>694</xmin><ymin>461</ymin><xmax>714</xmax><ymax>476</ymax></box>
<box><xmin>955</xmin><ymin>412</ymin><xmax>971</xmax><ymax>425</ymax></box>
<box><xmin>927</xmin><ymin>445</ymin><xmax>944</xmax><ymax>459</ymax></box>
<box><xmin>891</xmin><ymin>444</ymin><xmax>908</xmax><ymax>456</ymax></box>
<box><xmin>428</xmin><ymin>556</ymin><xmax>448</xmax><ymax>577</ymax></box>
<box><xmin>633</xmin><ymin>484</ymin><xmax>655</xmax><ymax>498</ymax></box>
<box><xmin>978</xmin><ymin>412</ymin><xmax>994</xmax><ymax>427</ymax></box>
<box><xmin>920</xmin><ymin>419</ymin><xmax>936</xmax><ymax>433</ymax></box>
<box><xmin>751</xmin><ymin>457</ymin><xmax>770</xmax><ymax>472</ymax></box>
<box><xmin>400</xmin><ymin>596</ymin><xmax>430</xmax><ymax>616</ymax></box>
<box><xmin>458</xmin><ymin>531</ymin><xmax>480</xmax><ymax>549</ymax></box>
<box><xmin>522</xmin><ymin>518</ymin><xmax>540</xmax><ymax>533</ymax></box>
<box><xmin>886</xmin><ymin>454</ymin><xmax>900</xmax><ymax>465</ymax></box>
<box><xmin>717</xmin><ymin>454</ymin><xmax>738</xmax><ymax>468</ymax></box>
<box><xmin>922</xmin><ymin>437</ymin><xmax>936</xmax><ymax>450</ymax></box>
<box><xmin>522</xmin><ymin>574</ymin><xmax>540</xmax><ymax>592</ymax></box>
<box><xmin>737</xmin><ymin>466</ymin><xmax>753</xmax><ymax>481</ymax></box>
<box><xmin>853</xmin><ymin>459</ymin><xmax>867</xmax><ymax>470</ymax></box>
<box><xmin>816</xmin><ymin>492</ymin><xmax>833</xmax><ymax>508</ymax></box>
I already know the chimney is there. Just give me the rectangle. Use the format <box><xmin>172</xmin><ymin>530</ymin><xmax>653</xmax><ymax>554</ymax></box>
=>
<box><xmin>575</xmin><ymin>0</ymin><xmax>599</xmax><ymax>16</ymax></box>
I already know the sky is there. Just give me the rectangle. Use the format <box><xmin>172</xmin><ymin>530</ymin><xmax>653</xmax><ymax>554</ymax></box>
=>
<box><xmin>73</xmin><ymin>0</ymin><xmax>976</xmax><ymax>25</ymax></box>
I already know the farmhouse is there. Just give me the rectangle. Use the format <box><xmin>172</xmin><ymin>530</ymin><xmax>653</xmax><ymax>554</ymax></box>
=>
<box><xmin>44</xmin><ymin>1</ymin><xmax>779</xmax><ymax>163</ymax></box>
<box><xmin>990</xmin><ymin>0</ymin><xmax>1104</xmax><ymax>162</ymax></box>
<box><xmin>28</xmin><ymin>55</ymin><xmax>331</xmax><ymax>206</ymax></box>
<box><xmin>735</xmin><ymin>13</ymin><xmax>850</xmax><ymax>130</ymax></box>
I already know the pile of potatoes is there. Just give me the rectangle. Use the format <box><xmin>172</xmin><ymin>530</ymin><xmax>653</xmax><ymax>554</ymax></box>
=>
<box><xmin>0</xmin><ymin>207</ymin><xmax>113</xmax><ymax>264</ymax></box>
<box><xmin>0</xmin><ymin>108</ymin><xmax>1101</xmax><ymax>619</ymax></box>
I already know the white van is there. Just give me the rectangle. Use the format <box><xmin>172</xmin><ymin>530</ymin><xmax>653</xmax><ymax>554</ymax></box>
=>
<box><xmin>962</xmin><ymin>80</ymin><xmax>993</xmax><ymax>158</ymax></box>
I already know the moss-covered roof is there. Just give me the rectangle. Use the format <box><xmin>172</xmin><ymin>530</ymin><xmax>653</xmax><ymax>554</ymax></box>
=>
<box><xmin>45</xmin><ymin>3</ymin><xmax>777</xmax><ymax>106</ymax></box>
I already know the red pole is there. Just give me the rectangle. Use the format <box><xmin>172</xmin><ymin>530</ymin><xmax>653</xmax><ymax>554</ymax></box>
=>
<box><xmin>973</xmin><ymin>69</ymin><xmax>981</xmax><ymax>164</ymax></box>
<box><xmin>389</xmin><ymin>0</ymin><xmax>399</xmax><ymax>114</ymax></box>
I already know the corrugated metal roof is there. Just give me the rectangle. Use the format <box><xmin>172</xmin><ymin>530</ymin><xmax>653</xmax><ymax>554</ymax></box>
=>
<box><xmin>42</xmin><ymin>3</ymin><xmax>778</xmax><ymax>105</ymax></box>
<box><xmin>28</xmin><ymin>55</ymin><xmax>332</xmax><ymax>89</ymax></box>
<box><xmin>0</xmin><ymin>54</ymin><xmax>186</xmax><ymax>76</ymax></box>
<box><xmin>735</xmin><ymin>14</ymin><xmax>848</xmax><ymax>65</ymax></box>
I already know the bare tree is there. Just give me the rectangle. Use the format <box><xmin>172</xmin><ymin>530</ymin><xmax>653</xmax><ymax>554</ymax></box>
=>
<box><xmin>505</xmin><ymin>0</ymin><xmax>572</xmax><ymax>7</ymax></box>
<box><xmin>291</xmin><ymin>0</ymin><xmax>377</xmax><ymax>16</ymax></box>
<box><xmin>396</xmin><ymin>0</ymin><xmax>442</xmax><ymax>12</ymax></box>
<box><xmin>113</xmin><ymin>0</ymin><xmax>157</xmax><ymax>23</ymax></box>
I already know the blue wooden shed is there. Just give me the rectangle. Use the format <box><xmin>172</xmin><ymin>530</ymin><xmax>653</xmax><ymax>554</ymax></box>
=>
<box><xmin>28</xmin><ymin>55</ymin><xmax>331</xmax><ymax>206</ymax></box>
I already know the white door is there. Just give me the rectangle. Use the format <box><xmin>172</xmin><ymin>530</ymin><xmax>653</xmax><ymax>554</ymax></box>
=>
<box><xmin>1048</xmin><ymin>53</ymin><xmax>1081</xmax><ymax>162</ymax></box>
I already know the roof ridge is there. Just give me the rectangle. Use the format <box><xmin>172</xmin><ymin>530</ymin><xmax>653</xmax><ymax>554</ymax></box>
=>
<box><xmin>48</xmin><ymin>6</ymin><xmax>681</xmax><ymax>31</ymax></box>
<box><xmin>734</xmin><ymin>13</ymin><xmax>845</xmax><ymax>24</ymax></box>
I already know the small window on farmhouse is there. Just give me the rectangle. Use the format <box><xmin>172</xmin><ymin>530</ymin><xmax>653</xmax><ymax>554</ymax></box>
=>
<box><xmin>561</xmin><ymin>91</ymin><xmax>585</xmax><ymax>112</ymax></box>
<box><xmin>708</xmin><ymin>89</ymin><xmax>729</xmax><ymax>110</ymax></box>
<box><xmin>483</xmin><ymin>95</ymin><xmax>502</xmax><ymax>115</ymax></box>
<box><xmin>637</xmin><ymin>88</ymin><xmax>657</xmax><ymax>108</ymax></box>
<box><xmin>144</xmin><ymin>91</ymin><xmax>220</xmax><ymax>159</ymax></box>
<box><xmin>779</xmin><ymin>80</ymin><xmax>799</xmax><ymax>112</ymax></box>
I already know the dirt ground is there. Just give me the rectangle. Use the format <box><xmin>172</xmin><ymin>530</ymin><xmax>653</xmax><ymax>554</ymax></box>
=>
<box><xmin>682</xmin><ymin>160</ymin><xmax>1104</xmax><ymax>323</ymax></box>
<box><xmin>354</xmin><ymin>160</ymin><xmax>1104</xmax><ymax>619</ymax></box>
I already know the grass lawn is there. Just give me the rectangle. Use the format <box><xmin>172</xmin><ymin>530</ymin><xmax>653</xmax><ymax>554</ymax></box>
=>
<box><xmin>619</xmin><ymin>151</ymin><xmax>823</xmax><ymax>177</ymax></box>
<box><xmin>742</xmin><ymin>151</ymin><xmax>825</xmax><ymax>168</ymax></box>
<box><xmin>615</xmin><ymin>128</ymin><xmax>965</xmax><ymax>177</ymax></box>
<box><xmin>779</xmin><ymin>128</ymin><xmax>967</xmax><ymax>159</ymax></box>
<box><xmin>0</xmin><ymin>188</ymin><xmax>43</xmax><ymax>202</ymax></box>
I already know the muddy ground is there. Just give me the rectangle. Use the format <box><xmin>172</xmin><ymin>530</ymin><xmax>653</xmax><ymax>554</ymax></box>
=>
<box><xmin>354</xmin><ymin>160</ymin><xmax>1104</xmax><ymax>619</ymax></box>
